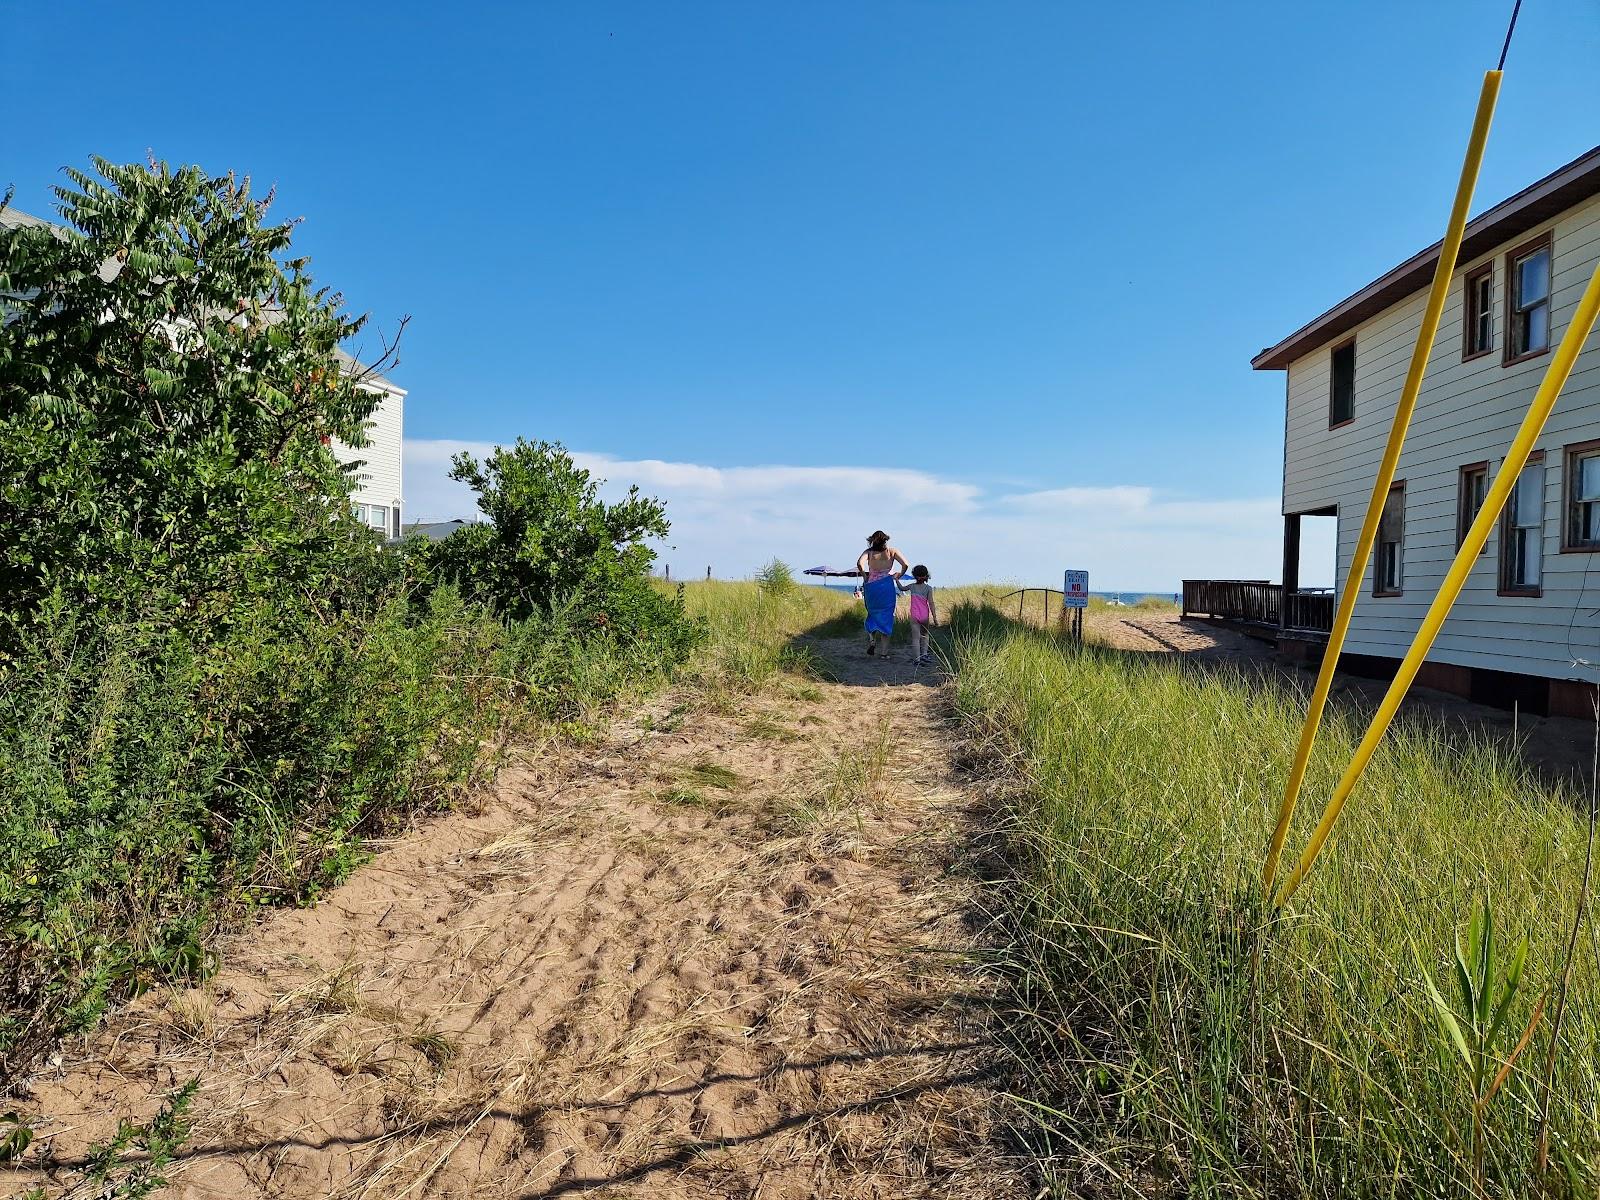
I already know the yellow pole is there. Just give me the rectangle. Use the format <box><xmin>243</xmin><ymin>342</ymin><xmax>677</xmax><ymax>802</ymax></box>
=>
<box><xmin>1276</xmin><ymin>260</ymin><xmax>1600</xmax><ymax>906</ymax></box>
<box><xmin>1262</xmin><ymin>70</ymin><xmax>1503</xmax><ymax>898</ymax></box>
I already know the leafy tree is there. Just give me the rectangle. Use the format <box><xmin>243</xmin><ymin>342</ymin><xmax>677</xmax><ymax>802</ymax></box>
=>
<box><xmin>0</xmin><ymin>157</ymin><xmax>396</xmax><ymax>653</ymax></box>
<box><xmin>426</xmin><ymin>439</ymin><xmax>693</xmax><ymax>649</ymax></box>
<box><xmin>0</xmin><ymin>158</ymin><xmax>701</xmax><ymax>1090</ymax></box>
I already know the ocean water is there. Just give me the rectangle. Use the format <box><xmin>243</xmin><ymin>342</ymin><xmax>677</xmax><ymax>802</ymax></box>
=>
<box><xmin>1092</xmin><ymin>591</ymin><xmax>1181</xmax><ymax>606</ymax></box>
<box><xmin>817</xmin><ymin>583</ymin><xmax>1177</xmax><ymax>605</ymax></box>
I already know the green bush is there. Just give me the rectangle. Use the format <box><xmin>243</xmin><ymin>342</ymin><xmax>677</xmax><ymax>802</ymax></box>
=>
<box><xmin>0</xmin><ymin>160</ymin><xmax>702</xmax><ymax>1086</ymax></box>
<box><xmin>423</xmin><ymin>439</ymin><xmax>700</xmax><ymax>659</ymax></box>
<box><xmin>0</xmin><ymin>158</ymin><xmax>392</xmax><ymax>659</ymax></box>
<box><xmin>0</xmin><ymin>591</ymin><xmax>491</xmax><ymax>1073</ymax></box>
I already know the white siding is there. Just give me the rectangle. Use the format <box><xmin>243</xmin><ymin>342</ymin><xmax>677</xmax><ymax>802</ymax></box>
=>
<box><xmin>331</xmin><ymin>383</ymin><xmax>406</xmax><ymax>534</ymax></box>
<box><xmin>1282</xmin><ymin>193</ymin><xmax>1600</xmax><ymax>682</ymax></box>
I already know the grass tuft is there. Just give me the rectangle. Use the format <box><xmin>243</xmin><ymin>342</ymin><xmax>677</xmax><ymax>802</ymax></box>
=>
<box><xmin>743</xmin><ymin>714</ymin><xmax>798</xmax><ymax>742</ymax></box>
<box><xmin>410</xmin><ymin>1029</ymin><xmax>459</xmax><ymax>1070</ymax></box>
<box><xmin>656</xmin><ymin>785</ymin><xmax>739</xmax><ymax>817</ymax></box>
<box><xmin>685</xmin><ymin>761</ymin><xmax>742</xmax><ymax>791</ymax></box>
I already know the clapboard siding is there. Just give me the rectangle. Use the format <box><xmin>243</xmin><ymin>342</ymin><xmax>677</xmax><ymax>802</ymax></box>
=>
<box><xmin>1282</xmin><ymin>191</ymin><xmax>1600</xmax><ymax>681</ymax></box>
<box><xmin>330</xmin><ymin>383</ymin><xmax>406</xmax><ymax>529</ymax></box>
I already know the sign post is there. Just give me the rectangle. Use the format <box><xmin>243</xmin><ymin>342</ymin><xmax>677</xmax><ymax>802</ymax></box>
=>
<box><xmin>1063</xmin><ymin>569</ymin><xmax>1088</xmax><ymax>643</ymax></box>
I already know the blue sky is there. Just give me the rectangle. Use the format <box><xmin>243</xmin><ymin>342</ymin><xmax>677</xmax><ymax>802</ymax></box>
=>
<box><xmin>6</xmin><ymin>1</ymin><xmax>1599</xmax><ymax>588</ymax></box>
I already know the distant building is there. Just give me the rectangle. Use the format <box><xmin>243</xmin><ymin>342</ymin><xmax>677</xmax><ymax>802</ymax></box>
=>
<box><xmin>330</xmin><ymin>349</ymin><xmax>406</xmax><ymax>540</ymax></box>
<box><xmin>1</xmin><ymin>205</ymin><xmax>406</xmax><ymax>539</ymax></box>
<box><xmin>401</xmin><ymin>519</ymin><xmax>472</xmax><ymax>542</ymax></box>
<box><xmin>1197</xmin><ymin>145</ymin><xmax>1600</xmax><ymax>716</ymax></box>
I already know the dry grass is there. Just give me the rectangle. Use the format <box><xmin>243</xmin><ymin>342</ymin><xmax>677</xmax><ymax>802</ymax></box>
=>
<box><xmin>765</xmin><ymin>715</ymin><xmax>894</xmax><ymax>850</ymax></box>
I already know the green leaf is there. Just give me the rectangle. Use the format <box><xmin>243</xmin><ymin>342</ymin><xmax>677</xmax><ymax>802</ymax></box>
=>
<box><xmin>1416</xmin><ymin>944</ymin><xmax>1473</xmax><ymax>1070</ymax></box>
<box><xmin>1487</xmin><ymin>934</ymin><xmax>1529</xmax><ymax>1049</ymax></box>
<box><xmin>1475</xmin><ymin>895</ymin><xmax>1496</xmax><ymax>1031</ymax></box>
<box><xmin>1453</xmin><ymin>924</ymin><xmax>1475</xmax><ymax>1023</ymax></box>
<box><xmin>0</xmin><ymin>1112</ymin><xmax>34</xmax><ymax>1163</ymax></box>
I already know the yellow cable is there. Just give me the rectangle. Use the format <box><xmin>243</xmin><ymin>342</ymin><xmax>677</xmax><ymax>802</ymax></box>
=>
<box><xmin>1262</xmin><ymin>70</ymin><xmax>1503</xmax><ymax>898</ymax></box>
<box><xmin>1277</xmin><ymin>260</ymin><xmax>1600</xmax><ymax>906</ymax></box>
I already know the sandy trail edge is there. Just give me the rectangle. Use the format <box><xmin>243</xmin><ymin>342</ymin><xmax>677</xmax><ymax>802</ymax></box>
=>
<box><xmin>4</xmin><ymin>636</ymin><xmax>1030</xmax><ymax>1199</ymax></box>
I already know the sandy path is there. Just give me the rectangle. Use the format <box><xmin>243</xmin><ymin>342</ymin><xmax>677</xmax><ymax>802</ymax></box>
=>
<box><xmin>1086</xmin><ymin>610</ymin><xmax>1276</xmax><ymax>664</ymax></box>
<box><xmin>6</xmin><ymin>638</ymin><xmax>1027</xmax><ymax>1199</ymax></box>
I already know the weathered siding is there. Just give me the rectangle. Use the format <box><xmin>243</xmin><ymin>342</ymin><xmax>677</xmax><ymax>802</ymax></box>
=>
<box><xmin>331</xmin><ymin>383</ymin><xmax>406</xmax><ymax>533</ymax></box>
<box><xmin>1282</xmin><ymin>192</ymin><xmax>1600</xmax><ymax>682</ymax></box>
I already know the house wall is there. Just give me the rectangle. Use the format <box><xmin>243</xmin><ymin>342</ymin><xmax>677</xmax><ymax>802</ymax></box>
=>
<box><xmin>1282</xmin><ymin>192</ymin><xmax>1600</xmax><ymax>684</ymax></box>
<box><xmin>331</xmin><ymin>384</ymin><xmax>405</xmax><ymax>536</ymax></box>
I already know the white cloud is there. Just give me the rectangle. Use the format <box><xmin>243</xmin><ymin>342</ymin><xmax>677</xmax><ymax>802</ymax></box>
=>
<box><xmin>403</xmin><ymin>438</ymin><xmax>1305</xmax><ymax>593</ymax></box>
<box><xmin>1001</xmin><ymin>485</ymin><xmax>1153</xmax><ymax>513</ymax></box>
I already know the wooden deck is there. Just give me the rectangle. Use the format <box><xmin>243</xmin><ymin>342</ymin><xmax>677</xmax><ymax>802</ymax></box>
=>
<box><xmin>1181</xmin><ymin>579</ymin><xmax>1334</xmax><ymax>637</ymax></box>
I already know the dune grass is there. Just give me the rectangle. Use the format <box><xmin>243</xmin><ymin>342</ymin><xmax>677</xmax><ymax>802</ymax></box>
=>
<box><xmin>674</xmin><ymin>576</ymin><xmax>857</xmax><ymax>698</ymax></box>
<box><xmin>945</xmin><ymin>599</ymin><xmax>1600</xmax><ymax>1197</ymax></box>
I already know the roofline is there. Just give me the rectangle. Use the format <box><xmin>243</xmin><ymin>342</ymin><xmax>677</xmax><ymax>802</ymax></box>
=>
<box><xmin>333</xmin><ymin>346</ymin><xmax>405</xmax><ymax>394</ymax></box>
<box><xmin>1251</xmin><ymin>143</ymin><xmax>1600</xmax><ymax>371</ymax></box>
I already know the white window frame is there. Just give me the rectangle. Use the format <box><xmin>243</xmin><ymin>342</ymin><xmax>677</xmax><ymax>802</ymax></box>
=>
<box><xmin>1500</xmin><ymin>457</ymin><xmax>1544</xmax><ymax>596</ymax></box>
<box><xmin>1506</xmin><ymin>234</ymin><xmax>1552</xmax><ymax>363</ymax></box>
<box><xmin>1374</xmin><ymin>483</ymin><xmax>1404</xmax><ymax>596</ymax></box>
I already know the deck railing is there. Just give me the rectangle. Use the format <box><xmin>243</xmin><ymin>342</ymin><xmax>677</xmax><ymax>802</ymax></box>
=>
<box><xmin>1182</xmin><ymin>579</ymin><xmax>1279</xmax><ymax>625</ymax></box>
<box><xmin>1283</xmin><ymin>589</ymin><xmax>1335</xmax><ymax>633</ymax></box>
<box><xmin>1181</xmin><ymin>580</ymin><xmax>1335</xmax><ymax>634</ymax></box>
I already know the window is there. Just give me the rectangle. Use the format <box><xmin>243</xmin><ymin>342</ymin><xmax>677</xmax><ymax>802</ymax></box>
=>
<box><xmin>1564</xmin><ymin>441</ymin><xmax>1600</xmax><ymax>551</ymax></box>
<box><xmin>352</xmin><ymin>502</ymin><xmax>390</xmax><ymax>532</ymax></box>
<box><xmin>1329</xmin><ymin>340</ymin><xmax>1355</xmax><ymax>427</ymax></box>
<box><xmin>391</xmin><ymin>506</ymin><xmax>402</xmax><ymax>539</ymax></box>
<box><xmin>1499</xmin><ymin>456</ymin><xmax>1544</xmax><ymax>595</ymax></box>
<box><xmin>1505</xmin><ymin>233</ymin><xmax>1552</xmax><ymax>363</ymax></box>
<box><xmin>1375</xmin><ymin>482</ymin><xmax>1404</xmax><ymax>596</ymax></box>
<box><xmin>1463</xmin><ymin>264</ymin><xmax>1494</xmax><ymax>358</ymax></box>
<box><xmin>1457</xmin><ymin>462</ymin><xmax>1489</xmax><ymax>551</ymax></box>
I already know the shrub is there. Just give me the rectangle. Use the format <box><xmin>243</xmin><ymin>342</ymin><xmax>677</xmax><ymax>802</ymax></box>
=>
<box><xmin>0</xmin><ymin>158</ymin><xmax>392</xmax><ymax>658</ymax></box>
<box><xmin>755</xmin><ymin>558</ymin><xmax>798</xmax><ymax>599</ymax></box>
<box><xmin>0</xmin><ymin>160</ymin><xmax>702</xmax><ymax>1087</ymax></box>
<box><xmin>0</xmin><ymin>590</ymin><xmax>507</xmax><ymax>1076</ymax></box>
<box><xmin>423</xmin><ymin>438</ymin><xmax>700</xmax><ymax>660</ymax></box>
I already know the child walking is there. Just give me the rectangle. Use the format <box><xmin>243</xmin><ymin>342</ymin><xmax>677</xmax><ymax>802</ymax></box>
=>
<box><xmin>899</xmin><ymin>565</ymin><xmax>938</xmax><ymax>664</ymax></box>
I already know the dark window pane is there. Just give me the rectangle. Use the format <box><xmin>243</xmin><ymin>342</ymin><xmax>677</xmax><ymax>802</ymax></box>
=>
<box><xmin>1468</xmin><ymin>272</ymin><xmax>1493</xmax><ymax>355</ymax></box>
<box><xmin>1330</xmin><ymin>343</ymin><xmax>1355</xmax><ymax>425</ymax></box>
<box><xmin>1376</xmin><ymin>486</ymin><xmax>1403</xmax><ymax>592</ymax></box>
<box><xmin>1460</xmin><ymin>467</ymin><xmax>1489</xmax><ymax>549</ymax></box>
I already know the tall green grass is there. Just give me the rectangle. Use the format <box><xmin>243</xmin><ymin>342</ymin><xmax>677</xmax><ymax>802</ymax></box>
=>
<box><xmin>676</xmin><ymin>577</ymin><xmax>856</xmax><ymax>696</ymax></box>
<box><xmin>947</xmin><ymin>601</ymin><xmax>1600</xmax><ymax>1196</ymax></box>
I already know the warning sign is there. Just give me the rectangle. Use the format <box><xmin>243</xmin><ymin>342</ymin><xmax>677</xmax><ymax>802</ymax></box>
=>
<box><xmin>1063</xmin><ymin>569</ymin><xmax>1089</xmax><ymax>609</ymax></box>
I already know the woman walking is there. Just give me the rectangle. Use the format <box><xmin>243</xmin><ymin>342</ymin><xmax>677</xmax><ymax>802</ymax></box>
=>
<box><xmin>856</xmin><ymin>531</ymin><xmax>908</xmax><ymax>656</ymax></box>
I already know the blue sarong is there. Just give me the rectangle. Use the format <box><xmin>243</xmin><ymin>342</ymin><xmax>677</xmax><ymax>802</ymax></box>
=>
<box><xmin>863</xmin><ymin>575</ymin><xmax>896</xmax><ymax>636</ymax></box>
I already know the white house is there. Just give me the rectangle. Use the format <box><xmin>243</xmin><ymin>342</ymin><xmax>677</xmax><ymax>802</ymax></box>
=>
<box><xmin>1244</xmin><ymin>144</ymin><xmax>1600</xmax><ymax>716</ymax></box>
<box><xmin>1</xmin><ymin>206</ymin><xmax>405</xmax><ymax>539</ymax></box>
<box><xmin>332</xmin><ymin>350</ymin><xmax>406</xmax><ymax>540</ymax></box>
